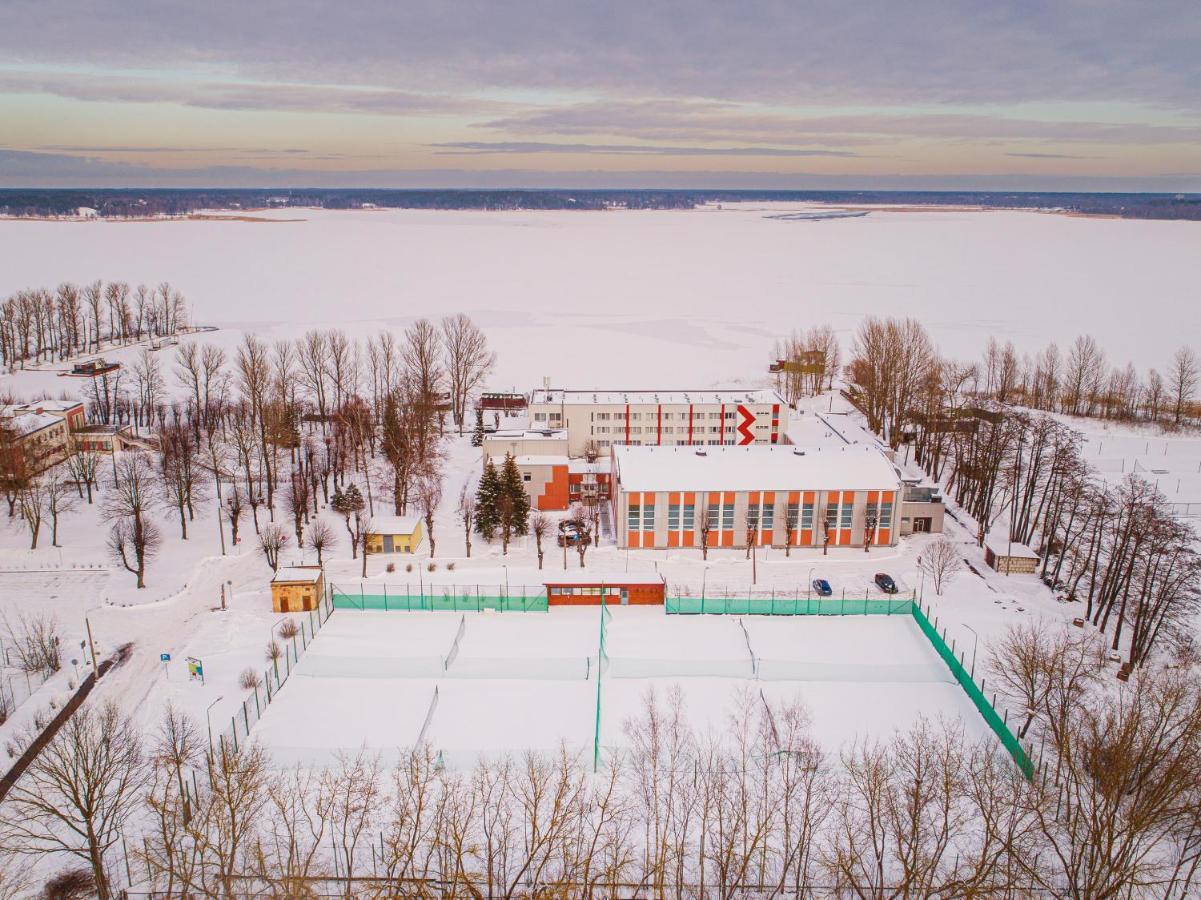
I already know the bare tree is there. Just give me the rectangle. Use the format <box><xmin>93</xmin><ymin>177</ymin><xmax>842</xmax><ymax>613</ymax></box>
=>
<box><xmin>0</xmin><ymin>610</ymin><xmax>61</xmax><ymax>676</ymax></box>
<box><xmin>458</xmin><ymin>482</ymin><xmax>475</xmax><ymax>558</ymax></box>
<box><xmin>258</xmin><ymin>522</ymin><xmax>291</xmax><ymax>572</ymax></box>
<box><xmin>441</xmin><ymin>313</ymin><xmax>495</xmax><ymax>434</ymax></box>
<box><xmin>66</xmin><ymin>438</ymin><xmax>101</xmax><ymax>503</ymax></box>
<box><xmin>1168</xmin><ymin>345</ymin><xmax>1199</xmax><ymax>426</ymax></box>
<box><xmin>0</xmin><ymin>702</ymin><xmax>147</xmax><ymax>900</ymax></box>
<box><xmin>103</xmin><ymin>453</ymin><xmax>161</xmax><ymax>588</ymax></box>
<box><xmin>916</xmin><ymin>536</ymin><xmax>961</xmax><ymax>596</ymax></box>
<box><xmin>414</xmin><ymin>467</ymin><xmax>443</xmax><ymax>558</ymax></box>
<box><xmin>531</xmin><ymin>511</ymin><xmax>550</xmax><ymax>569</ymax></box>
<box><xmin>304</xmin><ymin>516</ymin><xmax>338</xmax><ymax>565</ymax></box>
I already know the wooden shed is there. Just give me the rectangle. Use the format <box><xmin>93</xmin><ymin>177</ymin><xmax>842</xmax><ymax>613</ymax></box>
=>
<box><xmin>984</xmin><ymin>535</ymin><xmax>1040</xmax><ymax>575</ymax></box>
<box><xmin>272</xmin><ymin>566</ymin><xmax>325</xmax><ymax>612</ymax></box>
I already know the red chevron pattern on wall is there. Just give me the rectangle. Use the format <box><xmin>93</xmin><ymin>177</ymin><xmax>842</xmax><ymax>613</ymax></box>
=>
<box><xmin>736</xmin><ymin>404</ymin><xmax>755</xmax><ymax>444</ymax></box>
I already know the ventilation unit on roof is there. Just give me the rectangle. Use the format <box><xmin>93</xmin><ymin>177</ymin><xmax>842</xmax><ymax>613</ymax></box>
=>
<box><xmin>793</xmin><ymin>448</ymin><xmax>806</xmax><ymax>456</ymax></box>
<box><xmin>695</xmin><ymin>448</ymin><xmax>707</xmax><ymax>457</ymax></box>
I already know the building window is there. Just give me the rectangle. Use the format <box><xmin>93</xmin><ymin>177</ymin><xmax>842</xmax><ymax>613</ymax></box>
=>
<box><xmin>628</xmin><ymin>505</ymin><xmax>640</xmax><ymax>531</ymax></box>
<box><xmin>826</xmin><ymin>505</ymin><xmax>838</xmax><ymax>531</ymax></box>
<box><xmin>522</xmin><ymin>473</ymin><xmax>532</xmax><ymax>482</ymax></box>
<box><xmin>708</xmin><ymin>503</ymin><xmax>720</xmax><ymax>529</ymax></box>
<box><xmin>801</xmin><ymin>501</ymin><xmax>814</xmax><ymax>530</ymax></box>
<box><xmin>879</xmin><ymin>500</ymin><xmax>893</xmax><ymax>529</ymax></box>
<box><xmin>643</xmin><ymin>504</ymin><xmax>655</xmax><ymax>530</ymax></box>
<box><xmin>668</xmin><ymin>504</ymin><xmax>680</xmax><ymax>529</ymax></box>
<box><xmin>683</xmin><ymin>503</ymin><xmax>695</xmax><ymax>530</ymax></box>
<box><xmin>722</xmin><ymin>503</ymin><xmax>735</xmax><ymax>530</ymax></box>
<box><xmin>840</xmin><ymin>502</ymin><xmax>853</xmax><ymax>530</ymax></box>
<box><xmin>760</xmin><ymin>504</ymin><xmax>774</xmax><ymax>530</ymax></box>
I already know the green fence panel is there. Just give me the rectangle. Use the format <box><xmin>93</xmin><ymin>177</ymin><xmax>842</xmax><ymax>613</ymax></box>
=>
<box><xmin>666</xmin><ymin>595</ymin><xmax>912</xmax><ymax>617</ymax></box>
<box><xmin>910</xmin><ymin>602</ymin><xmax>1034</xmax><ymax>780</ymax></box>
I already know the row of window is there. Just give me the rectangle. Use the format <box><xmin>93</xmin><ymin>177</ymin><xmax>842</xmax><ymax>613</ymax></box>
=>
<box><xmin>628</xmin><ymin>500</ymin><xmax>891</xmax><ymax>532</ymax></box>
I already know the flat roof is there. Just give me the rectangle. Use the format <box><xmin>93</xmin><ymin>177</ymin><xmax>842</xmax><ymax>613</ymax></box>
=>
<box><xmin>569</xmin><ymin>459</ymin><xmax>609</xmax><ymax>474</ymax></box>
<box><xmin>8</xmin><ymin>412</ymin><xmax>63</xmax><ymax>436</ymax></box>
<box><xmin>489</xmin><ymin>454</ymin><xmax>570</xmax><ymax>467</ymax></box>
<box><xmin>485</xmin><ymin>429</ymin><xmax>567</xmax><ymax>440</ymax></box>
<box><xmin>613</xmin><ymin>444</ymin><xmax>901</xmax><ymax>493</ymax></box>
<box><xmin>367</xmin><ymin>515</ymin><xmax>422</xmax><ymax>535</ymax></box>
<box><xmin>273</xmin><ymin>566</ymin><xmax>323</xmax><ymax>583</ymax></box>
<box><xmin>530</xmin><ymin>388</ymin><xmax>783</xmax><ymax>406</ymax></box>
<box><xmin>10</xmin><ymin>399</ymin><xmax>83</xmax><ymax>413</ymax></box>
<box><xmin>543</xmin><ymin>574</ymin><xmax>665</xmax><ymax>586</ymax></box>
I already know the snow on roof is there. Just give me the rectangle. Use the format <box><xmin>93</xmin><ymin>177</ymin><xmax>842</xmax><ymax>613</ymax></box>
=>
<box><xmin>568</xmin><ymin>459</ymin><xmax>610</xmax><ymax>474</ymax></box>
<box><xmin>8</xmin><ymin>412</ymin><xmax>63</xmax><ymax>436</ymax></box>
<box><xmin>530</xmin><ymin>388</ymin><xmax>783</xmax><ymax>406</ymax></box>
<box><xmin>11</xmin><ymin>399</ymin><xmax>83</xmax><ymax>413</ymax></box>
<box><xmin>613</xmin><ymin>444</ymin><xmax>901</xmax><ymax>493</ymax></box>
<box><xmin>273</xmin><ymin>566</ymin><xmax>323</xmax><ymax>583</ymax></box>
<box><xmin>367</xmin><ymin>515</ymin><xmax>422</xmax><ymax>535</ymax></box>
<box><xmin>485</xmin><ymin>428</ymin><xmax>567</xmax><ymax>440</ymax></box>
<box><xmin>543</xmin><ymin>572</ymin><xmax>665</xmax><ymax>585</ymax></box>
<box><xmin>984</xmin><ymin>534</ymin><xmax>1040</xmax><ymax>559</ymax></box>
<box><xmin>489</xmin><ymin>454</ymin><xmax>570</xmax><ymax>467</ymax></box>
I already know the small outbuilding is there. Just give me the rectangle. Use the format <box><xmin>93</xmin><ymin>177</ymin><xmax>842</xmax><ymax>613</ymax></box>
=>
<box><xmin>544</xmin><ymin>575</ymin><xmax>666</xmax><ymax>606</ymax></box>
<box><xmin>272</xmin><ymin>566</ymin><xmax>325</xmax><ymax>612</ymax></box>
<box><xmin>365</xmin><ymin>515</ymin><xmax>425</xmax><ymax>554</ymax></box>
<box><xmin>984</xmin><ymin>534</ymin><xmax>1040</xmax><ymax>575</ymax></box>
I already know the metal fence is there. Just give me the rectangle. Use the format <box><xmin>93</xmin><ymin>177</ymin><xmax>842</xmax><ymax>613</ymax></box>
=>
<box><xmin>331</xmin><ymin>582</ymin><xmax>549</xmax><ymax>612</ymax></box>
<box><xmin>666</xmin><ymin>594</ymin><xmax>914</xmax><ymax>616</ymax></box>
<box><xmin>218</xmin><ymin>593</ymin><xmax>335</xmax><ymax>755</ymax></box>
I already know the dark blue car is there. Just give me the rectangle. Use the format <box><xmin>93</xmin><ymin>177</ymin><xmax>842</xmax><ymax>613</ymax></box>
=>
<box><xmin>812</xmin><ymin>578</ymin><xmax>833</xmax><ymax>597</ymax></box>
<box><xmin>874</xmin><ymin>573</ymin><xmax>898</xmax><ymax>594</ymax></box>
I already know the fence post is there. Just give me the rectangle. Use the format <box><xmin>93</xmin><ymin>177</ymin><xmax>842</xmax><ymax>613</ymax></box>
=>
<box><xmin>383</xmin><ymin>582</ymin><xmax>388</xmax><ymax>611</ymax></box>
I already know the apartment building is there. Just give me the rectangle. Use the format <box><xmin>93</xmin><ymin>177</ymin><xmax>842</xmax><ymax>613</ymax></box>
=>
<box><xmin>528</xmin><ymin>389</ymin><xmax>784</xmax><ymax>458</ymax></box>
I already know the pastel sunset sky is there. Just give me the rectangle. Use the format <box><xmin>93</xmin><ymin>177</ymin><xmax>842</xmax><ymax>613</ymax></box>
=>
<box><xmin>1</xmin><ymin>1</ymin><xmax>1198</xmax><ymax>189</ymax></box>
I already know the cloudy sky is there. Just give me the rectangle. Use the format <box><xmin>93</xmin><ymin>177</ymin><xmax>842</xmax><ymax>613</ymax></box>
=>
<box><xmin>1</xmin><ymin>1</ymin><xmax>1198</xmax><ymax>189</ymax></box>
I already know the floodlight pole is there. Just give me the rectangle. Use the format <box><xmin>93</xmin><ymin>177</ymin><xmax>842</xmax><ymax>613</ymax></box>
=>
<box><xmin>964</xmin><ymin>624</ymin><xmax>980</xmax><ymax>679</ymax></box>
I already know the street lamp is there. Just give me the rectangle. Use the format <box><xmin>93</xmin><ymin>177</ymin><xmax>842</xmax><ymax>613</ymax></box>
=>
<box><xmin>807</xmin><ymin>566</ymin><xmax>815</xmax><ymax>600</ymax></box>
<box><xmin>206</xmin><ymin>695</ymin><xmax>224</xmax><ymax>752</ymax></box>
<box><xmin>964</xmin><ymin>624</ymin><xmax>980</xmax><ymax>679</ymax></box>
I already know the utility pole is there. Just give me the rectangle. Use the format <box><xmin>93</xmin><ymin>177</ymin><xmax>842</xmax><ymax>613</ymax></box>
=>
<box><xmin>85</xmin><ymin>616</ymin><xmax>99</xmax><ymax>678</ymax></box>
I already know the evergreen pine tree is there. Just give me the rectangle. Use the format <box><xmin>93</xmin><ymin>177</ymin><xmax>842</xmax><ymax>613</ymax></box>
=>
<box><xmin>471</xmin><ymin>408</ymin><xmax>485</xmax><ymax>447</ymax></box>
<box><xmin>500</xmin><ymin>453</ymin><xmax>531</xmax><ymax>535</ymax></box>
<box><xmin>475</xmin><ymin>459</ymin><xmax>501</xmax><ymax>540</ymax></box>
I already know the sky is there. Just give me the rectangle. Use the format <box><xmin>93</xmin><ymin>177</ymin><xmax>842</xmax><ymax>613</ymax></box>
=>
<box><xmin>0</xmin><ymin>1</ymin><xmax>1199</xmax><ymax>190</ymax></box>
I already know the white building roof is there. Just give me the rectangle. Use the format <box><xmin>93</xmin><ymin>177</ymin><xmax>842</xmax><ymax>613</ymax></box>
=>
<box><xmin>11</xmin><ymin>399</ymin><xmax>83</xmax><ymax>414</ymax></box>
<box><xmin>569</xmin><ymin>459</ymin><xmax>610</xmax><ymax>474</ymax></box>
<box><xmin>984</xmin><ymin>533</ymin><xmax>1040</xmax><ymax>559</ymax></box>
<box><xmin>531</xmin><ymin>388</ymin><xmax>783</xmax><ymax>406</ymax></box>
<box><xmin>489</xmin><ymin>454</ymin><xmax>570</xmax><ymax>468</ymax></box>
<box><xmin>613</xmin><ymin>444</ymin><xmax>901</xmax><ymax>493</ymax></box>
<box><xmin>8</xmin><ymin>412</ymin><xmax>62</xmax><ymax>436</ymax></box>
<box><xmin>273</xmin><ymin>566</ymin><xmax>323</xmax><ymax>584</ymax></box>
<box><xmin>368</xmin><ymin>515</ymin><xmax>422</xmax><ymax>535</ymax></box>
<box><xmin>486</xmin><ymin>428</ymin><xmax>566</xmax><ymax>440</ymax></box>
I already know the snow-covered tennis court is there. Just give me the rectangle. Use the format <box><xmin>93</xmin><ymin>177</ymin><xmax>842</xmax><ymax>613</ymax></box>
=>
<box><xmin>251</xmin><ymin>607</ymin><xmax>989</xmax><ymax>768</ymax></box>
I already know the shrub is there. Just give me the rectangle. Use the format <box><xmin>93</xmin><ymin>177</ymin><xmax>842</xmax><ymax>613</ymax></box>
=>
<box><xmin>386</xmin><ymin>562</ymin><xmax>396</xmax><ymax>573</ymax></box>
<box><xmin>278</xmin><ymin>619</ymin><xmax>300</xmax><ymax>640</ymax></box>
<box><xmin>239</xmin><ymin>667</ymin><xmax>261</xmax><ymax>690</ymax></box>
<box><xmin>42</xmin><ymin>867</ymin><xmax>95</xmax><ymax>900</ymax></box>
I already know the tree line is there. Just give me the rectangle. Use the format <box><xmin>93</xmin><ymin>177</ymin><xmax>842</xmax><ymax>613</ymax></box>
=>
<box><xmin>1</xmin><ymin>280</ymin><xmax>189</xmax><ymax>370</ymax></box>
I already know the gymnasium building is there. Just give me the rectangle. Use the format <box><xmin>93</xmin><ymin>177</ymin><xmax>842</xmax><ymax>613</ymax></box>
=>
<box><xmin>611</xmin><ymin>443</ymin><xmax>902</xmax><ymax>550</ymax></box>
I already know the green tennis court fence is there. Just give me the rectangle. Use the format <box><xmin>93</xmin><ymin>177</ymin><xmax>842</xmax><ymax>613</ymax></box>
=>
<box><xmin>331</xmin><ymin>583</ymin><xmax>548</xmax><ymax>613</ymax></box>
<box><xmin>911</xmin><ymin>601</ymin><xmax>1035</xmax><ymax>779</ymax></box>
<box><xmin>666</xmin><ymin>595</ymin><xmax>913</xmax><ymax>616</ymax></box>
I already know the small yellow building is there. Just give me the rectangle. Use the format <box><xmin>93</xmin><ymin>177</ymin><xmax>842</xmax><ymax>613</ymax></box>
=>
<box><xmin>271</xmin><ymin>566</ymin><xmax>325</xmax><ymax>612</ymax></box>
<box><xmin>365</xmin><ymin>515</ymin><xmax>425</xmax><ymax>554</ymax></box>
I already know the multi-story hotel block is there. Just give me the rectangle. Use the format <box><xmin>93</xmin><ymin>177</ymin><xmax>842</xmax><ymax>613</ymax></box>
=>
<box><xmin>527</xmin><ymin>389</ymin><xmax>784</xmax><ymax>457</ymax></box>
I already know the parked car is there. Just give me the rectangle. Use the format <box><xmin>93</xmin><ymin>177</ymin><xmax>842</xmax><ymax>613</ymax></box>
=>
<box><xmin>874</xmin><ymin>573</ymin><xmax>898</xmax><ymax>594</ymax></box>
<box><xmin>557</xmin><ymin>530</ymin><xmax>591</xmax><ymax>548</ymax></box>
<box><xmin>811</xmin><ymin>578</ymin><xmax>833</xmax><ymax>597</ymax></box>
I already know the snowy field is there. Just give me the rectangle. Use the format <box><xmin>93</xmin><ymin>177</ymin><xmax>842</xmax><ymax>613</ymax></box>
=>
<box><xmin>250</xmin><ymin>607</ymin><xmax>988</xmax><ymax>769</ymax></box>
<box><xmin>1</xmin><ymin>204</ymin><xmax>1198</xmax><ymax>393</ymax></box>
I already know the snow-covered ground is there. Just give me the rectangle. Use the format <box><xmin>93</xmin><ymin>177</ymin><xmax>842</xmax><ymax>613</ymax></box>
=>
<box><xmin>0</xmin><ymin>204</ymin><xmax>1194</xmax><ymax>776</ymax></box>
<box><xmin>1</xmin><ymin>204</ymin><xmax>1198</xmax><ymax>395</ymax></box>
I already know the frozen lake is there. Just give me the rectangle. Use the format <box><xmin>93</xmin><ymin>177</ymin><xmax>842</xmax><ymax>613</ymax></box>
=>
<box><xmin>1</xmin><ymin>203</ymin><xmax>1196</xmax><ymax>387</ymax></box>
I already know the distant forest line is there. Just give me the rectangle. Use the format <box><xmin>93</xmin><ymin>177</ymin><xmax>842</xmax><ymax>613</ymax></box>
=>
<box><xmin>1</xmin><ymin>188</ymin><xmax>1199</xmax><ymax>220</ymax></box>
